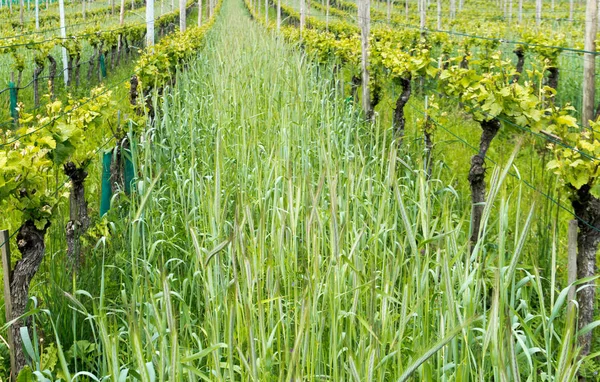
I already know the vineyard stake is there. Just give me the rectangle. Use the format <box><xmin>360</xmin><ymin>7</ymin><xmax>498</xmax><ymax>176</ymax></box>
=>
<box><xmin>386</xmin><ymin>0</ymin><xmax>390</xmax><ymax>23</ymax></box>
<box><xmin>324</xmin><ymin>0</ymin><xmax>328</xmax><ymax>30</ymax></box>
<box><xmin>419</xmin><ymin>0</ymin><xmax>425</xmax><ymax>31</ymax></box>
<box><xmin>179</xmin><ymin>0</ymin><xmax>186</xmax><ymax>32</ymax></box>
<box><xmin>276</xmin><ymin>0</ymin><xmax>280</xmax><ymax>30</ymax></box>
<box><xmin>567</xmin><ymin>220</ymin><xmax>577</xmax><ymax>315</ymax></box>
<box><xmin>120</xmin><ymin>0</ymin><xmax>125</xmax><ymax>25</ymax></box>
<box><xmin>569</xmin><ymin>0</ymin><xmax>574</xmax><ymax>21</ymax></box>
<box><xmin>582</xmin><ymin>0</ymin><xmax>597</xmax><ymax>127</ymax></box>
<box><xmin>59</xmin><ymin>0</ymin><xmax>69</xmax><ymax>85</ymax></box>
<box><xmin>35</xmin><ymin>0</ymin><xmax>38</xmax><ymax>29</ymax></box>
<box><xmin>198</xmin><ymin>0</ymin><xmax>202</xmax><ymax>26</ymax></box>
<box><xmin>147</xmin><ymin>0</ymin><xmax>155</xmax><ymax>47</ymax></box>
<box><xmin>1</xmin><ymin>230</ymin><xmax>16</xmax><ymax>382</ymax></box>
<box><xmin>300</xmin><ymin>0</ymin><xmax>305</xmax><ymax>34</ymax></box>
<box><xmin>358</xmin><ymin>0</ymin><xmax>370</xmax><ymax>118</ymax></box>
<box><xmin>436</xmin><ymin>0</ymin><xmax>441</xmax><ymax>29</ymax></box>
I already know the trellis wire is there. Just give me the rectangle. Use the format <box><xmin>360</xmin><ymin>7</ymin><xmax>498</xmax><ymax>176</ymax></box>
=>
<box><xmin>305</xmin><ymin>10</ymin><xmax>600</xmax><ymax>55</ymax></box>
<box><xmin>407</xmin><ymin>101</ymin><xmax>600</xmax><ymax>234</ymax></box>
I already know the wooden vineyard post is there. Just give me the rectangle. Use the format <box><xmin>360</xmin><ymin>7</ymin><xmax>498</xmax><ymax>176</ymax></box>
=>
<box><xmin>325</xmin><ymin>0</ymin><xmax>329</xmax><ymax>30</ymax></box>
<box><xmin>300</xmin><ymin>0</ymin><xmax>305</xmax><ymax>34</ymax></box>
<box><xmin>569</xmin><ymin>0</ymin><xmax>574</xmax><ymax>21</ymax></box>
<box><xmin>567</xmin><ymin>220</ymin><xmax>577</xmax><ymax>316</ymax></box>
<box><xmin>420</xmin><ymin>0</ymin><xmax>426</xmax><ymax>31</ymax></box>
<box><xmin>387</xmin><ymin>0</ymin><xmax>391</xmax><ymax>24</ymax></box>
<box><xmin>35</xmin><ymin>0</ymin><xmax>39</xmax><ymax>29</ymax></box>
<box><xmin>59</xmin><ymin>0</ymin><xmax>69</xmax><ymax>86</ymax></box>
<box><xmin>582</xmin><ymin>0</ymin><xmax>597</xmax><ymax>127</ymax></box>
<box><xmin>437</xmin><ymin>0</ymin><xmax>441</xmax><ymax>29</ymax></box>
<box><xmin>120</xmin><ymin>0</ymin><xmax>125</xmax><ymax>26</ymax></box>
<box><xmin>147</xmin><ymin>0</ymin><xmax>155</xmax><ymax>47</ymax></box>
<box><xmin>277</xmin><ymin>0</ymin><xmax>281</xmax><ymax>30</ymax></box>
<box><xmin>179</xmin><ymin>0</ymin><xmax>186</xmax><ymax>32</ymax></box>
<box><xmin>1</xmin><ymin>230</ymin><xmax>16</xmax><ymax>382</ymax></box>
<box><xmin>198</xmin><ymin>0</ymin><xmax>202</xmax><ymax>26</ymax></box>
<box><xmin>358</xmin><ymin>0</ymin><xmax>370</xmax><ymax>118</ymax></box>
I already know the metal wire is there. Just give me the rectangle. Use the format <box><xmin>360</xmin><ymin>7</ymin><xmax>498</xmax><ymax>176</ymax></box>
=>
<box><xmin>306</xmin><ymin>4</ymin><xmax>600</xmax><ymax>55</ymax></box>
<box><xmin>0</xmin><ymin>6</ymin><xmax>179</xmax><ymax>50</ymax></box>
<box><xmin>407</xmin><ymin>101</ymin><xmax>600</xmax><ymax>234</ymax></box>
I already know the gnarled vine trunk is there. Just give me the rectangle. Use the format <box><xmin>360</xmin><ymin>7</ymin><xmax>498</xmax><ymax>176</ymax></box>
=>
<box><xmin>393</xmin><ymin>76</ymin><xmax>412</xmax><ymax>143</ymax></box>
<box><xmin>74</xmin><ymin>53</ymin><xmax>81</xmax><ymax>88</ymax></box>
<box><xmin>513</xmin><ymin>46</ymin><xmax>525</xmax><ymax>83</ymax></box>
<box><xmin>130</xmin><ymin>75</ymin><xmax>139</xmax><ymax>107</ymax></box>
<box><xmin>10</xmin><ymin>221</ymin><xmax>49</xmax><ymax>373</ymax></box>
<box><xmin>460</xmin><ymin>54</ymin><xmax>469</xmax><ymax>69</ymax></box>
<box><xmin>110</xmin><ymin>46</ymin><xmax>117</xmax><ymax>70</ymax></box>
<box><xmin>368</xmin><ymin>81</ymin><xmax>382</xmax><ymax>122</ymax></box>
<box><xmin>64</xmin><ymin>162</ymin><xmax>90</xmax><ymax>269</ymax></box>
<box><xmin>124</xmin><ymin>37</ymin><xmax>130</xmax><ymax>56</ymax></box>
<box><xmin>33</xmin><ymin>63</ymin><xmax>44</xmax><ymax>107</ymax></box>
<box><xmin>47</xmin><ymin>54</ymin><xmax>57</xmax><ymax>98</ymax></box>
<box><xmin>67</xmin><ymin>55</ymin><xmax>74</xmax><ymax>87</ymax></box>
<box><xmin>546</xmin><ymin>67</ymin><xmax>559</xmax><ymax>91</ymax></box>
<box><xmin>87</xmin><ymin>49</ymin><xmax>97</xmax><ymax>83</ymax></box>
<box><xmin>110</xmin><ymin>140</ymin><xmax>129</xmax><ymax>194</ymax></box>
<box><xmin>442</xmin><ymin>54</ymin><xmax>450</xmax><ymax>70</ymax></box>
<box><xmin>469</xmin><ymin>118</ymin><xmax>501</xmax><ymax>248</ymax></box>
<box><xmin>571</xmin><ymin>185</ymin><xmax>600</xmax><ymax>356</ymax></box>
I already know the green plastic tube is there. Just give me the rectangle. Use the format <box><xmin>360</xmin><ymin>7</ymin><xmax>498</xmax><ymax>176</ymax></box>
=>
<box><xmin>124</xmin><ymin>148</ymin><xmax>135</xmax><ymax>195</ymax></box>
<box><xmin>100</xmin><ymin>151</ymin><xmax>112</xmax><ymax>216</ymax></box>
<box><xmin>99</xmin><ymin>54</ymin><xmax>107</xmax><ymax>78</ymax></box>
<box><xmin>9</xmin><ymin>81</ymin><xmax>17</xmax><ymax>125</ymax></box>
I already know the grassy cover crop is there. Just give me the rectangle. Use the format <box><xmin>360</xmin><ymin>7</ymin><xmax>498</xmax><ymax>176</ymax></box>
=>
<box><xmin>0</xmin><ymin>0</ymin><xmax>598</xmax><ymax>380</ymax></box>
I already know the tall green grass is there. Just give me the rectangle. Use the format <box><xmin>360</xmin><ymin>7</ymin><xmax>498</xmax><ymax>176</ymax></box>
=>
<box><xmin>2</xmin><ymin>0</ymin><xmax>592</xmax><ymax>379</ymax></box>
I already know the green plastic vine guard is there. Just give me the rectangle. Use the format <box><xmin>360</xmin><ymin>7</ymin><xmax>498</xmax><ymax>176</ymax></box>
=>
<box><xmin>9</xmin><ymin>81</ymin><xmax>17</xmax><ymax>125</ymax></box>
<box><xmin>124</xmin><ymin>148</ymin><xmax>135</xmax><ymax>195</ymax></box>
<box><xmin>100</xmin><ymin>151</ymin><xmax>112</xmax><ymax>216</ymax></box>
<box><xmin>99</xmin><ymin>54</ymin><xmax>107</xmax><ymax>78</ymax></box>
